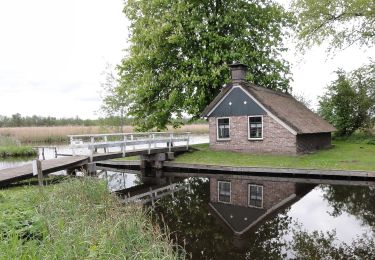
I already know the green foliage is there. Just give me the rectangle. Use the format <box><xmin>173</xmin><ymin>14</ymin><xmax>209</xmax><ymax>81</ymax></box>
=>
<box><xmin>100</xmin><ymin>63</ymin><xmax>129</xmax><ymax>132</ymax></box>
<box><xmin>318</xmin><ymin>64</ymin><xmax>375</xmax><ymax>136</ymax></box>
<box><xmin>176</xmin><ymin>141</ymin><xmax>375</xmax><ymax>171</ymax></box>
<box><xmin>0</xmin><ymin>179</ymin><xmax>182</xmax><ymax>259</ymax></box>
<box><xmin>292</xmin><ymin>0</ymin><xmax>375</xmax><ymax>50</ymax></box>
<box><xmin>119</xmin><ymin>0</ymin><xmax>294</xmax><ymax>130</ymax></box>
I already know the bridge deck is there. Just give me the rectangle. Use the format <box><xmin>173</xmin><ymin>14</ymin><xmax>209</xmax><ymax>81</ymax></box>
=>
<box><xmin>0</xmin><ymin>146</ymin><xmax>188</xmax><ymax>186</ymax></box>
<box><xmin>0</xmin><ymin>156</ymin><xmax>88</xmax><ymax>185</ymax></box>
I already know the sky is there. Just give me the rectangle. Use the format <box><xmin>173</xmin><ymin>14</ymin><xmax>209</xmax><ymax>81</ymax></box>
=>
<box><xmin>0</xmin><ymin>0</ymin><xmax>374</xmax><ymax>119</ymax></box>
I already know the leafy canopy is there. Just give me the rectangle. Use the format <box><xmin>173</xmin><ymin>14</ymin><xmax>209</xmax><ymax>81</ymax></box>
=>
<box><xmin>118</xmin><ymin>0</ymin><xmax>293</xmax><ymax>130</ymax></box>
<box><xmin>292</xmin><ymin>0</ymin><xmax>375</xmax><ymax>50</ymax></box>
<box><xmin>318</xmin><ymin>62</ymin><xmax>375</xmax><ymax>136</ymax></box>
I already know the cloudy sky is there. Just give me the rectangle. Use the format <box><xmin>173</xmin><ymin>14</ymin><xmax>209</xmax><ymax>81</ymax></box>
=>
<box><xmin>0</xmin><ymin>0</ymin><xmax>373</xmax><ymax>119</ymax></box>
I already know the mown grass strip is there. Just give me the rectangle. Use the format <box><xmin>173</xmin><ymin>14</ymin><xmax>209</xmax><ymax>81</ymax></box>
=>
<box><xmin>176</xmin><ymin>141</ymin><xmax>375</xmax><ymax>171</ymax></box>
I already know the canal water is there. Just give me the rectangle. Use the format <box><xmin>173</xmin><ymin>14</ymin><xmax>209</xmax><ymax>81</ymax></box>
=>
<box><xmin>148</xmin><ymin>176</ymin><xmax>374</xmax><ymax>259</ymax></box>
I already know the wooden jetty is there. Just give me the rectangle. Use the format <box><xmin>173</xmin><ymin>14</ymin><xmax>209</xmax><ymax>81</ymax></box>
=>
<box><xmin>0</xmin><ymin>132</ymin><xmax>190</xmax><ymax>186</ymax></box>
<box><xmin>0</xmin><ymin>156</ymin><xmax>88</xmax><ymax>185</ymax></box>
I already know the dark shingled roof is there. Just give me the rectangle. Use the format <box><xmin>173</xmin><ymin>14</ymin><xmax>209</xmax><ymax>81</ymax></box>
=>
<box><xmin>202</xmin><ymin>82</ymin><xmax>336</xmax><ymax>134</ymax></box>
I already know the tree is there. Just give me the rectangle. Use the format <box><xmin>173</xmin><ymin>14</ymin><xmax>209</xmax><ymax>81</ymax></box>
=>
<box><xmin>100</xmin><ymin>63</ymin><xmax>129</xmax><ymax>132</ymax></box>
<box><xmin>292</xmin><ymin>0</ymin><xmax>375</xmax><ymax>50</ymax></box>
<box><xmin>318</xmin><ymin>63</ymin><xmax>375</xmax><ymax>136</ymax></box>
<box><xmin>118</xmin><ymin>0</ymin><xmax>294</xmax><ymax>130</ymax></box>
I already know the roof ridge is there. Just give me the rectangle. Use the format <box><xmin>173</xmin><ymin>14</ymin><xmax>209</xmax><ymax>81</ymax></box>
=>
<box><xmin>241</xmin><ymin>82</ymin><xmax>292</xmax><ymax>98</ymax></box>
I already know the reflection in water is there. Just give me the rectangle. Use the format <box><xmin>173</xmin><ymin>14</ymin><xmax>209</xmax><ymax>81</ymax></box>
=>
<box><xmin>151</xmin><ymin>176</ymin><xmax>375</xmax><ymax>259</ymax></box>
<box><xmin>98</xmin><ymin>171</ymin><xmax>141</xmax><ymax>192</ymax></box>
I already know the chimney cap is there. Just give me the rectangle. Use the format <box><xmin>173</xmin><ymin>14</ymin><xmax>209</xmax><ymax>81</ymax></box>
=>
<box><xmin>229</xmin><ymin>61</ymin><xmax>248</xmax><ymax>83</ymax></box>
<box><xmin>229</xmin><ymin>61</ymin><xmax>248</xmax><ymax>69</ymax></box>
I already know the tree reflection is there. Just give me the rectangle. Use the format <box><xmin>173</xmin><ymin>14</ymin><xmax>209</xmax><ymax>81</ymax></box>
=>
<box><xmin>290</xmin><ymin>228</ymin><xmax>375</xmax><ymax>259</ymax></box>
<box><xmin>323</xmin><ymin>185</ymin><xmax>375</xmax><ymax>231</ymax></box>
<box><xmin>150</xmin><ymin>178</ymin><xmax>375</xmax><ymax>259</ymax></box>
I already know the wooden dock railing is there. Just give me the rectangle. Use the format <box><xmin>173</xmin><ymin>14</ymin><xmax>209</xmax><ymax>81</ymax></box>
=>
<box><xmin>68</xmin><ymin>132</ymin><xmax>190</xmax><ymax>161</ymax></box>
<box><xmin>121</xmin><ymin>182</ymin><xmax>190</xmax><ymax>205</ymax></box>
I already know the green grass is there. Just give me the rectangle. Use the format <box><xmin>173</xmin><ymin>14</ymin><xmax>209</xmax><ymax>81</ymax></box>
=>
<box><xmin>0</xmin><ymin>178</ymin><xmax>183</xmax><ymax>259</ymax></box>
<box><xmin>0</xmin><ymin>135</ymin><xmax>37</xmax><ymax>157</ymax></box>
<box><xmin>175</xmin><ymin>141</ymin><xmax>375</xmax><ymax>171</ymax></box>
<box><xmin>0</xmin><ymin>146</ymin><xmax>37</xmax><ymax>158</ymax></box>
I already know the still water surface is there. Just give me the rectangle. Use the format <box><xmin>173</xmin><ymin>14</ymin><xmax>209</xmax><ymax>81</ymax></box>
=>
<box><xmin>149</xmin><ymin>176</ymin><xmax>374</xmax><ymax>259</ymax></box>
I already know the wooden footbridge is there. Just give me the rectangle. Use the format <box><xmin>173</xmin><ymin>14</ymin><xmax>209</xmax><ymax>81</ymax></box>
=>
<box><xmin>0</xmin><ymin>132</ymin><xmax>190</xmax><ymax>186</ymax></box>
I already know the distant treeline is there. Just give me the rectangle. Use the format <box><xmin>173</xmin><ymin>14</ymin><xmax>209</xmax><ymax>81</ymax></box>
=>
<box><xmin>0</xmin><ymin>113</ymin><xmax>207</xmax><ymax>127</ymax></box>
<box><xmin>0</xmin><ymin>113</ymin><xmax>99</xmax><ymax>127</ymax></box>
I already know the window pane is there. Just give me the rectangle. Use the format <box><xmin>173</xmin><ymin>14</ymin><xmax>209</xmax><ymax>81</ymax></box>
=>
<box><xmin>249</xmin><ymin>117</ymin><xmax>262</xmax><ymax>138</ymax></box>
<box><xmin>218</xmin><ymin>118</ymin><xmax>230</xmax><ymax>139</ymax></box>
<box><xmin>218</xmin><ymin>181</ymin><xmax>231</xmax><ymax>203</ymax></box>
<box><xmin>249</xmin><ymin>185</ymin><xmax>263</xmax><ymax>208</ymax></box>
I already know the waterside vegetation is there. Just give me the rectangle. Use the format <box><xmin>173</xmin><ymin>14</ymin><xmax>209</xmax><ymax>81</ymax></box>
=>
<box><xmin>0</xmin><ymin>178</ymin><xmax>182</xmax><ymax>259</ymax></box>
<box><xmin>0</xmin><ymin>135</ymin><xmax>36</xmax><ymax>158</ymax></box>
<box><xmin>0</xmin><ymin>124</ymin><xmax>208</xmax><ymax>145</ymax></box>
<box><xmin>176</xmin><ymin>139</ymin><xmax>375</xmax><ymax>172</ymax></box>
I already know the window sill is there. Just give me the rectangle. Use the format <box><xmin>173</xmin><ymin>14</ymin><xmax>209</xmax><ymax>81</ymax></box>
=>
<box><xmin>248</xmin><ymin>204</ymin><xmax>263</xmax><ymax>209</ymax></box>
<box><xmin>218</xmin><ymin>200</ymin><xmax>232</xmax><ymax>204</ymax></box>
<box><xmin>217</xmin><ymin>138</ymin><xmax>231</xmax><ymax>142</ymax></box>
<box><xmin>248</xmin><ymin>138</ymin><xmax>263</xmax><ymax>141</ymax></box>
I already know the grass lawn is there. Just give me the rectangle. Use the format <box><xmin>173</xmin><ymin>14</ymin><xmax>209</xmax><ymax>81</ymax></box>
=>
<box><xmin>175</xmin><ymin>141</ymin><xmax>375</xmax><ymax>171</ymax></box>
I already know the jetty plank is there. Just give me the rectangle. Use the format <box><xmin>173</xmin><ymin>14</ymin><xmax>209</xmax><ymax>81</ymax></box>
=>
<box><xmin>0</xmin><ymin>156</ymin><xmax>88</xmax><ymax>185</ymax></box>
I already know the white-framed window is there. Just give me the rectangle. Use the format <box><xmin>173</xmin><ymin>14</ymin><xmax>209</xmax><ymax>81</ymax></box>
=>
<box><xmin>217</xmin><ymin>117</ymin><xmax>230</xmax><ymax>140</ymax></box>
<box><xmin>218</xmin><ymin>181</ymin><xmax>231</xmax><ymax>203</ymax></box>
<box><xmin>248</xmin><ymin>184</ymin><xmax>263</xmax><ymax>208</ymax></box>
<box><xmin>248</xmin><ymin>116</ymin><xmax>263</xmax><ymax>140</ymax></box>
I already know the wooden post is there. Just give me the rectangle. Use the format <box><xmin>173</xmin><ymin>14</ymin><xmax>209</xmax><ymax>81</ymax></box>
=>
<box><xmin>186</xmin><ymin>132</ymin><xmax>190</xmax><ymax>151</ymax></box>
<box><xmin>54</xmin><ymin>147</ymin><xmax>57</xmax><ymax>158</ymax></box>
<box><xmin>89</xmin><ymin>147</ymin><xmax>94</xmax><ymax>162</ymax></box>
<box><xmin>42</xmin><ymin>147</ymin><xmax>45</xmax><ymax>160</ymax></box>
<box><xmin>131</xmin><ymin>134</ymin><xmax>135</xmax><ymax>150</ymax></box>
<box><xmin>148</xmin><ymin>134</ymin><xmax>151</xmax><ymax>154</ymax></box>
<box><xmin>168</xmin><ymin>133</ymin><xmax>172</xmax><ymax>152</ymax></box>
<box><xmin>32</xmin><ymin>159</ymin><xmax>43</xmax><ymax>187</ymax></box>
<box><xmin>122</xmin><ymin>135</ymin><xmax>127</xmax><ymax>157</ymax></box>
<box><xmin>150</xmin><ymin>187</ymin><xmax>155</xmax><ymax>206</ymax></box>
<box><xmin>104</xmin><ymin>135</ymin><xmax>108</xmax><ymax>153</ymax></box>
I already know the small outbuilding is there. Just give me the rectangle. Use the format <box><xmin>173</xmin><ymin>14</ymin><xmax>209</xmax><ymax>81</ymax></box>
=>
<box><xmin>201</xmin><ymin>62</ymin><xmax>336</xmax><ymax>154</ymax></box>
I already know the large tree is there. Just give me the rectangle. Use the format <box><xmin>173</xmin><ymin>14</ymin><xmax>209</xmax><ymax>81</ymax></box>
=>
<box><xmin>318</xmin><ymin>63</ymin><xmax>375</xmax><ymax>136</ymax></box>
<box><xmin>292</xmin><ymin>0</ymin><xmax>375</xmax><ymax>50</ymax></box>
<box><xmin>118</xmin><ymin>0</ymin><xmax>293</xmax><ymax>130</ymax></box>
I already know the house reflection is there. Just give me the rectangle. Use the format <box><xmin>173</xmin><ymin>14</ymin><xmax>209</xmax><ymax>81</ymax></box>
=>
<box><xmin>208</xmin><ymin>176</ymin><xmax>315</xmax><ymax>247</ymax></box>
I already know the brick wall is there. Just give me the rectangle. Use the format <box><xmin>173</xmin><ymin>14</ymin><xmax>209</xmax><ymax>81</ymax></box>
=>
<box><xmin>296</xmin><ymin>133</ymin><xmax>332</xmax><ymax>153</ymax></box>
<box><xmin>210</xmin><ymin>178</ymin><xmax>297</xmax><ymax>210</ymax></box>
<box><xmin>209</xmin><ymin>115</ymin><xmax>297</xmax><ymax>154</ymax></box>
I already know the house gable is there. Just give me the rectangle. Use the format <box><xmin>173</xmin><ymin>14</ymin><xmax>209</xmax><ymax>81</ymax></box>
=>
<box><xmin>209</xmin><ymin>87</ymin><xmax>266</xmax><ymax>117</ymax></box>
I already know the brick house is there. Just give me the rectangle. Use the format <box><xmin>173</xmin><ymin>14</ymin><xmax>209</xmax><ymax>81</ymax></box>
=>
<box><xmin>209</xmin><ymin>176</ymin><xmax>314</xmax><ymax>236</ymax></box>
<box><xmin>201</xmin><ymin>62</ymin><xmax>336</xmax><ymax>154</ymax></box>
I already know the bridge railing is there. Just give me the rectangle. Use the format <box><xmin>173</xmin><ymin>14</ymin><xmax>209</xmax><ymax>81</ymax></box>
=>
<box><xmin>68</xmin><ymin>132</ymin><xmax>190</xmax><ymax>160</ymax></box>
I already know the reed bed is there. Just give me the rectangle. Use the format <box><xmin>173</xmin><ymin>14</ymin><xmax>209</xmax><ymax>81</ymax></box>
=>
<box><xmin>0</xmin><ymin>124</ymin><xmax>208</xmax><ymax>145</ymax></box>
